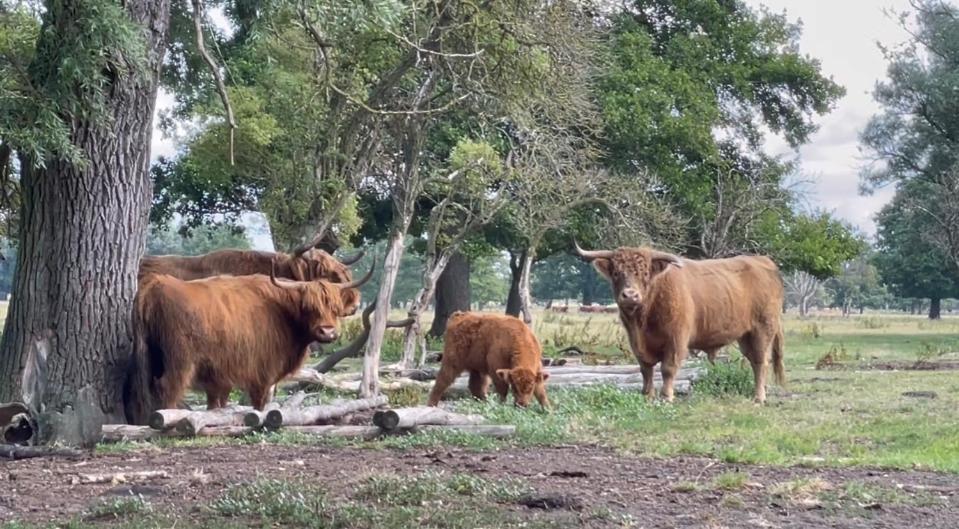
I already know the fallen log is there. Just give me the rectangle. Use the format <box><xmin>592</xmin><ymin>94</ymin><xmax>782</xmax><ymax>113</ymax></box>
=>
<box><xmin>72</xmin><ymin>470</ymin><xmax>169</xmax><ymax>485</ymax></box>
<box><xmin>373</xmin><ymin>407</ymin><xmax>484</xmax><ymax>431</ymax></box>
<box><xmin>0</xmin><ymin>444</ymin><xmax>84</xmax><ymax>460</ymax></box>
<box><xmin>264</xmin><ymin>395</ymin><xmax>388</xmax><ymax>429</ymax></box>
<box><xmin>413</xmin><ymin>424</ymin><xmax>516</xmax><ymax>438</ymax></box>
<box><xmin>244</xmin><ymin>392</ymin><xmax>308</xmax><ymax>428</ymax></box>
<box><xmin>283</xmin><ymin>425</ymin><xmax>383</xmax><ymax>439</ymax></box>
<box><xmin>149</xmin><ymin>409</ymin><xmax>195</xmax><ymax>431</ymax></box>
<box><xmin>101</xmin><ymin>424</ymin><xmax>254</xmax><ymax>442</ymax></box>
<box><xmin>176</xmin><ymin>406</ymin><xmax>253</xmax><ymax>436</ymax></box>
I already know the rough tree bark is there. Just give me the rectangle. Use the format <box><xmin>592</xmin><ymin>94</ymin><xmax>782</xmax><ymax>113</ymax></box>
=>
<box><xmin>428</xmin><ymin>252</ymin><xmax>470</xmax><ymax>337</ymax></box>
<box><xmin>0</xmin><ymin>1</ymin><xmax>171</xmax><ymax>446</ymax></box>
<box><xmin>361</xmin><ymin>228</ymin><xmax>409</xmax><ymax>397</ymax></box>
<box><xmin>505</xmin><ymin>249</ymin><xmax>524</xmax><ymax>317</ymax></box>
<box><xmin>929</xmin><ymin>297</ymin><xmax>942</xmax><ymax>320</ymax></box>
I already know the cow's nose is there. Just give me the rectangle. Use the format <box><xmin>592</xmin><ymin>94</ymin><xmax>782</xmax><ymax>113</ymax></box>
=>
<box><xmin>620</xmin><ymin>288</ymin><xmax>640</xmax><ymax>304</ymax></box>
<box><xmin>318</xmin><ymin>326</ymin><xmax>338</xmax><ymax>341</ymax></box>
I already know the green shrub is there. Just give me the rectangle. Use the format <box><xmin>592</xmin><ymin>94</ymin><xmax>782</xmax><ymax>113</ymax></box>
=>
<box><xmin>694</xmin><ymin>358</ymin><xmax>754</xmax><ymax>397</ymax></box>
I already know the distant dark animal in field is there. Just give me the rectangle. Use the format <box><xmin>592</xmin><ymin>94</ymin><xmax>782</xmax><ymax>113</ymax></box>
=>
<box><xmin>427</xmin><ymin>312</ymin><xmax>550</xmax><ymax>409</ymax></box>
<box><xmin>548</xmin><ymin>306</ymin><xmax>569</xmax><ymax>313</ymax></box>
<box><xmin>575</xmin><ymin>243</ymin><xmax>785</xmax><ymax>403</ymax></box>
<box><xmin>139</xmin><ymin>248</ymin><xmax>365</xmax><ymax>313</ymax></box>
<box><xmin>123</xmin><ymin>261</ymin><xmax>374</xmax><ymax>425</ymax></box>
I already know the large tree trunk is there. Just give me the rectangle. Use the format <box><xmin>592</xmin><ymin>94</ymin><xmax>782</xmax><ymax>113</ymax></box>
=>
<box><xmin>429</xmin><ymin>251</ymin><xmax>470</xmax><ymax>337</ymax></box>
<box><xmin>929</xmin><ymin>297</ymin><xmax>942</xmax><ymax>320</ymax></box>
<box><xmin>0</xmin><ymin>1</ymin><xmax>170</xmax><ymax>446</ymax></box>
<box><xmin>518</xmin><ymin>248</ymin><xmax>535</xmax><ymax>325</ymax></box>
<box><xmin>505</xmin><ymin>249</ymin><xmax>524</xmax><ymax>317</ymax></box>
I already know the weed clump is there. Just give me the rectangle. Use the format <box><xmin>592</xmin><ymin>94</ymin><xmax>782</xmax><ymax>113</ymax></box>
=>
<box><xmin>694</xmin><ymin>358</ymin><xmax>754</xmax><ymax>397</ymax></box>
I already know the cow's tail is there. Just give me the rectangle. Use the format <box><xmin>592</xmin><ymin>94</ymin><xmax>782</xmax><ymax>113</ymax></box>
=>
<box><xmin>771</xmin><ymin>324</ymin><xmax>786</xmax><ymax>387</ymax></box>
<box><xmin>122</xmin><ymin>295</ymin><xmax>159</xmax><ymax>425</ymax></box>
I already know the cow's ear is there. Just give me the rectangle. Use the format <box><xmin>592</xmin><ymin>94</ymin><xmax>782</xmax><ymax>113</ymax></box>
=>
<box><xmin>496</xmin><ymin>369</ymin><xmax>512</xmax><ymax>383</ymax></box>
<box><xmin>592</xmin><ymin>258</ymin><xmax>613</xmax><ymax>280</ymax></box>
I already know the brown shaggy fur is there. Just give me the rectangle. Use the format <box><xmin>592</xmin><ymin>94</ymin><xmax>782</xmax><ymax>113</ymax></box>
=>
<box><xmin>427</xmin><ymin>312</ymin><xmax>550</xmax><ymax>408</ymax></box>
<box><xmin>590</xmin><ymin>247</ymin><xmax>785</xmax><ymax>403</ymax></box>
<box><xmin>124</xmin><ymin>274</ymin><xmax>352</xmax><ymax>425</ymax></box>
<box><xmin>139</xmin><ymin>249</ymin><xmax>360</xmax><ymax>313</ymax></box>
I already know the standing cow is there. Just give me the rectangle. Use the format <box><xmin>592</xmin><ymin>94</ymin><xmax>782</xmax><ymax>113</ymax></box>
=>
<box><xmin>574</xmin><ymin>244</ymin><xmax>785</xmax><ymax>403</ymax></box>
<box><xmin>140</xmin><ymin>248</ymin><xmax>365</xmax><ymax>313</ymax></box>
<box><xmin>123</xmin><ymin>261</ymin><xmax>374</xmax><ymax>424</ymax></box>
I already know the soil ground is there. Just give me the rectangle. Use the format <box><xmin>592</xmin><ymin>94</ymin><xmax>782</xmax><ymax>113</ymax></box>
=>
<box><xmin>3</xmin><ymin>444</ymin><xmax>959</xmax><ymax>528</ymax></box>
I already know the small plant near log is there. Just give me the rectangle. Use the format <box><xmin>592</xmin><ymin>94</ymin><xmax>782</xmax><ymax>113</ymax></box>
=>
<box><xmin>385</xmin><ymin>385</ymin><xmax>423</xmax><ymax>408</ymax></box>
<box><xmin>85</xmin><ymin>495</ymin><xmax>151</xmax><ymax>521</ymax></box>
<box><xmin>815</xmin><ymin>343</ymin><xmax>850</xmax><ymax>370</ymax></box>
<box><xmin>212</xmin><ymin>479</ymin><xmax>328</xmax><ymax>524</ymax></box>
<box><xmin>713</xmin><ymin>471</ymin><xmax>749</xmax><ymax>491</ymax></box>
<box><xmin>694</xmin><ymin>359</ymin><xmax>753</xmax><ymax>397</ymax></box>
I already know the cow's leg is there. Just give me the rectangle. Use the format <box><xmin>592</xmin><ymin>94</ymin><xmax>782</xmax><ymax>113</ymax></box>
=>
<box><xmin>247</xmin><ymin>385</ymin><xmax>270</xmax><ymax>410</ymax></box>
<box><xmin>468</xmin><ymin>371</ymin><xmax>489</xmax><ymax>401</ymax></box>
<box><xmin>492</xmin><ymin>374</ymin><xmax>510</xmax><ymax>403</ymax></box>
<box><xmin>660</xmin><ymin>339</ymin><xmax>689</xmax><ymax>402</ymax></box>
<box><xmin>740</xmin><ymin>331</ymin><xmax>773</xmax><ymax>404</ymax></box>
<box><xmin>205</xmin><ymin>382</ymin><xmax>232</xmax><ymax>410</ymax></box>
<box><xmin>157</xmin><ymin>363</ymin><xmax>195</xmax><ymax>410</ymax></box>
<box><xmin>533</xmin><ymin>382</ymin><xmax>551</xmax><ymax>410</ymax></box>
<box><xmin>704</xmin><ymin>348</ymin><xmax>720</xmax><ymax>365</ymax></box>
<box><xmin>427</xmin><ymin>365</ymin><xmax>463</xmax><ymax>406</ymax></box>
<box><xmin>639</xmin><ymin>360</ymin><xmax>656</xmax><ymax>400</ymax></box>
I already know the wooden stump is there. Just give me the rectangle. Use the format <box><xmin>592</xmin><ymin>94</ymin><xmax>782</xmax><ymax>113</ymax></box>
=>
<box><xmin>372</xmin><ymin>407</ymin><xmax>484</xmax><ymax>431</ymax></box>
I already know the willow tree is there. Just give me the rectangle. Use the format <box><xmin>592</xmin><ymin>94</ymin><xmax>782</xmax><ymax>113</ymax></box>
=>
<box><xmin>0</xmin><ymin>0</ymin><xmax>172</xmax><ymax>445</ymax></box>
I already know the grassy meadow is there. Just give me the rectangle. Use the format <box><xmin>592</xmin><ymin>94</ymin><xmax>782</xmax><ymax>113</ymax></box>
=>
<box><xmin>118</xmin><ymin>307</ymin><xmax>959</xmax><ymax>475</ymax></box>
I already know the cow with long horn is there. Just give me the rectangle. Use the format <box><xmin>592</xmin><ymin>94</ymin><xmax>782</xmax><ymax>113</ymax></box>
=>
<box><xmin>574</xmin><ymin>242</ymin><xmax>785</xmax><ymax>403</ymax></box>
<box><xmin>139</xmin><ymin>246</ymin><xmax>367</xmax><ymax>314</ymax></box>
<box><xmin>124</xmin><ymin>259</ymin><xmax>376</xmax><ymax>424</ymax></box>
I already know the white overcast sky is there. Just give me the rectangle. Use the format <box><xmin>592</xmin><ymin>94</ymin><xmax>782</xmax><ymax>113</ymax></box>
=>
<box><xmin>150</xmin><ymin>0</ymin><xmax>915</xmax><ymax>242</ymax></box>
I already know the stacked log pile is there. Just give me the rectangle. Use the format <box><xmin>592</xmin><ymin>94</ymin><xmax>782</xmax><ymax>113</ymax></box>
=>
<box><xmin>100</xmin><ymin>395</ymin><xmax>515</xmax><ymax>443</ymax></box>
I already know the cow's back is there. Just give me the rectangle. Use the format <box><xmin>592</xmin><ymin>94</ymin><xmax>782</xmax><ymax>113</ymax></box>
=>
<box><xmin>649</xmin><ymin>255</ymin><xmax>783</xmax><ymax>351</ymax></box>
<box><xmin>444</xmin><ymin>313</ymin><xmax>541</xmax><ymax>371</ymax></box>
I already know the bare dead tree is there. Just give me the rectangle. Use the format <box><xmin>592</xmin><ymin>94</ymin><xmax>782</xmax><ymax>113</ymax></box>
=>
<box><xmin>785</xmin><ymin>271</ymin><xmax>821</xmax><ymax>317</ymax></box>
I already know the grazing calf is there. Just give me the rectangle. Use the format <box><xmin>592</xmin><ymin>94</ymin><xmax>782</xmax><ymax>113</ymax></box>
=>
<box><xmin>123</xmin><ymin>262</ymin><xmax>373</xmax><ymax>425</ymax></box>
<box><xmin>575</xmin><ymin>244</ymin><xmax>785</xmax><ymax>403</ymax></box>
<box><xmin>427</xmin><ymin>312</ymin><xmax>550</xmax><ymax>409</ymax></box>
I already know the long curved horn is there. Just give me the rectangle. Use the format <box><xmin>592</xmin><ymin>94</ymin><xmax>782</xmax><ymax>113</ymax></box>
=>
<box><xmin>339</xmin><ymin>257</ymin><xmax>376</xmax><ymax>290</ymax></box>
<box><xmin>270</xmin><ymin>258</ymin><xmax>301</xmax><ymax>290</ymax></box>
<box><xmin>573</xmin><ymin>240</ymin><xmax>614</xmax><ymax>261</ymax></box>
<box><xmin>650</xmin><ymin>250</ymin><xmax>684</xmax><ymax>268</ymax></box>
<box><xmin>338</xmin><ymin>250</ymin><xmax>365</xmax><ymax>266</ymax></box>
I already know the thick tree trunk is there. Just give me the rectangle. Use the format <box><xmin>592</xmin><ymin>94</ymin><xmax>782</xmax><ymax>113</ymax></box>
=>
<box><xmin>580</xmin><ymin>261</ymin><xmax>597</xmax><ymax>306</ymax></box>
<box><xmin>518</xmin><ymin>248</ymin><xmax>535</xmax><ymax>325</ymax></box>
<box><xmin>929</xmin><ymin>297</ymin><xmax>942</xmax><ymax>320</ymax></box>
<box><xmin>361</xmin><ymin>227</ymin><xmax>409</xmax><ymax>397</ymax></box>
<box><xmin>505</xmin><ymin>249</ymin><xmax>524</xmax><ymax>316</ymax></box>
<box><xmin>0</xmin><ymin>1</ymin><xmax>170</xmax><ymax>446</ymax></box>
<box><xmin>428</xmin><ymin>252</ymin><xmax>470</xmax><ymax>337</ymax></box>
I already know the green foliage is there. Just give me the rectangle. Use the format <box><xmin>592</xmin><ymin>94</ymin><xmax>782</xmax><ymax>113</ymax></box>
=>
<box><xmin>469</xmin><ymin>252</ymin><xmax>509</xmax><ymax>309</ymax></box>
<box><xmin>826</xmin><ymin>255</ymin><xmax>889</xmax><ymax>314</ymax></box>
<box><xmin>694</xmin><ymin>358</ymin><xmax>755</xmax><ymax>398</ymax></box>
<box><xmin>146</xmin><ymin>222</ymin><xmax>250</xmax><ymax>256</ymax></box>
<box><xmin>599</xmin><ymin>0</ymin><xmax>844</xmax><ymax>251</ymax></box>
<box><xmin>1</xmin><ymin>0</ymin><xmax>146</xmax><ymax>166</ymax></box>
<box><xmin>763</xmin><ymin>211</ymin><xmax>865</xmax><ymax>279</ymax></box>
<box><xmin>873</xmin><ymin>185</ymin><xmax>959</xmax><ymax>302</ymax></box>
<box><xmin>212</xmin><ymin>479</ymin><xmax>329</xmax><ymax>525</ymax></box>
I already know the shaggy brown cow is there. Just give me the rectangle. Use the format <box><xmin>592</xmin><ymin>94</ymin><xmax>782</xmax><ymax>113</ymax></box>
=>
<box><xmin>575</xmin><ymin>244</ymin><xmax>785</xmax><ymax>403</ymax></box>
<box><xmin>427</xmin><ymin>312</ymin><xmax>550</xmax><ymax>408</ymax></box>
<box><xmin>139</xmin><ymin>248</ymin><xmax>364</xmax><ymax>313</ymax></box>
<box><xmin>123</xmin><ymin>261</ymin><xmax>374</xmax><ymax>424</ymax></box>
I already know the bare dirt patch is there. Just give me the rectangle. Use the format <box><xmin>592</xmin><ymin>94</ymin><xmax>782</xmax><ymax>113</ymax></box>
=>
<box><xmin>3</xmin><ymin>444</ymin><xmax>959</xmax><ymax>528</ymax></box>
